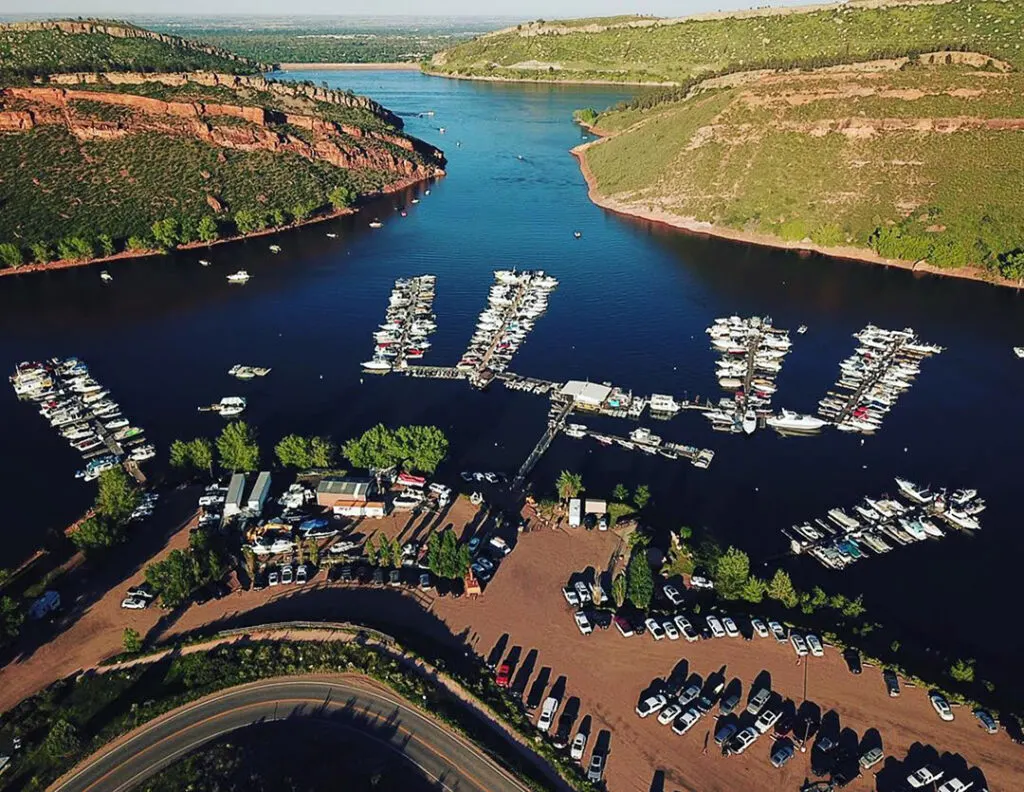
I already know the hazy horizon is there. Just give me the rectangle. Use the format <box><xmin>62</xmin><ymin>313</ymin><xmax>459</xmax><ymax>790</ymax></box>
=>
<box><xmin>0</xmin><ymin>0</ymin><xmax>814</xmax><ymax>21</ymax></box>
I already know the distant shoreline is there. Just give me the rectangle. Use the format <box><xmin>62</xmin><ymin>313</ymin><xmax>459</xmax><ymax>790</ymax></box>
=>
<box><xmin>422</xmin><ymin>68</ymin><xmax>675</xmax><ymax>87</ymax></box>
<box><xmin>571</xmin><ymin>131</ymin><xmax>1021</xmax><ymax>291</ymax></box>
<box><xmin>276</xmin><ymin>62</ymin><xmax>422</xmax><ymax>72</ymax></box>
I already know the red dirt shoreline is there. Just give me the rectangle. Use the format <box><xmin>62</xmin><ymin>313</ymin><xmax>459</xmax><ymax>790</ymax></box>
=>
<box><xmin>0</xmin><ymin>171</ymin><xmax>441</xmax><ymax>278</ymax></box>
<box><xmin>571</xmin><ymin>129</ymin><xmax>1022</xmax><ymax>291</ymax></box>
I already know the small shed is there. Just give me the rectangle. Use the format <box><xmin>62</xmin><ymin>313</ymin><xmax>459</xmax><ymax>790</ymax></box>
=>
<box><xmin>559</xmin><ymin>380</ymin><xmax>612</xmax><ymax>409</ymax></box>
<box><xmin>317</xmin><ymin>476</ymin><xmax>374</xmax><ymax>508</ymax></box>
<box><xmin>247</xmin><ymin>471</ymin><xmax>272</xmax><ymax>514</ymax></box>
<box><xmin>584</xmin><ymin>498</ymin><xmax>608</xmax><ymax>516</ymax></box>
<box><xmin>568</xmin><ymin>498</ymin><xmax>582</xmax><ymax>527</ymax></box>
<box><xmin>224</xmin><ymin>473</ymin><xmax>246</xmax><ymax>517</ymax></box>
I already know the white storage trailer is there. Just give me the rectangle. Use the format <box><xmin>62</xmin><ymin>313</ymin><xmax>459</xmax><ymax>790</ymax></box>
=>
<box><xmin>224</xmin><ymin>473</ymin><xmax>246</xmax><ymax>517</ymax></box>
<box><xmin>247</xmin><ymin>471</ymin><xmax>272</xmax><ymax>514</ymax></box>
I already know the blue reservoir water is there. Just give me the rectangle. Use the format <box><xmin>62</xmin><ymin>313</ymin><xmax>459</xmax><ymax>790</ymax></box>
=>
<box><xmin>1</xmin><ymin>70</ymin><xmax>1022</xmax><ymax>669</ymax></box>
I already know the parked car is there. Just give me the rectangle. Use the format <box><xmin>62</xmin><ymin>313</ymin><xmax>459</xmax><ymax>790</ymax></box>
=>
<box><xmin>419</xmin><ymin>572</ymin><xmax>433</xmax><ymax>590</ymax></box>
<box><xmin>883</xmin><ymin>669</ymin><xmax>901</xmax><ymax>697</ymax></box>
<box><xmin>467</xmin><ymin>537</ymin><xmax>482</xmax><ymax>554</ymax></box>
<box><xmin>574</xmin><ymin>581</ymin><xmax>592</xmax><ymax>604</ymax></box>
<box><xmin>930</xmin><ymin>693</ymin><xmax>954</xmax><ymax>721</ymax></box>
<box><xmin>372</xmin><ymin>567</ymin><xmax>385</xmax><ymax>585</ymax></box>
<box><xmin>751</xmin><ymin>619</ymin><xmax>770</xmax><ymax>639</ymax></box>
<box><xmin>574</xmin><ymin>610</ymin><xmax>593</xmax><ymax>636</ymax></box>
<box><xmin>645</xmin><ymin>618</ymin><xmax>666</xmax><ymax>640</ymax></box>
<box><xmin>771</xmin><ymin>740</ymin><xmax>795</xmax><ymax>768</ymax></box>
<box><xmin>690</xmin><ymin>575</ymin><xmax>714</xmax><ymax>589</ymax></box>
<box><xmin>973</xmin><ymin>708</ymin><xmax>999</xmax><ymax>734</ymax></box>
<box><xmin>756</xmin><ymin>708</ymin><xmax>782</xmax><ymax>734</ymax></box>
<box><xmin>570</xmin><ymin>731</ymin><xmax>587</xmax><ymax>762</ymax></box>
<box><xmin>295</xmin><ymin>564</ymin><xmax>308</xmax><ymax>584</ymax></box>
<box><xmin>673</xmin><ymin>614</ymin><xmax>699</xmax><ymax>642</ymax></box>
<box><xmin>727</xmin><ymin>727</ymin><xmax>759</xmax><ymax>755</ymax></box>
<box><xmin>719</xmin><ymin>692</ymin><xmax>741</xmax><ymax>716</ymax></box>
<box><xmin>859</xmin><ymin>746</ymin><xmax>884</xmax><ymax>770</ymax></box>
<box><xmin>496</xmin><ymin>663</ymin><xmax>511</xmax><ymax>688</ymax></box>
<box><xmin>663</xmin><ymin>584</ymin><xmax>684</xmax><ymax>605</ymax></box>
<box><xmin>721</xmin><ymin>617</ymin><xmax>740</xmax><ymax>638</ymax></box>
<box><xmin>706</xmin><ymin>615</ymin><xmax>726</xmax><ymax>638</ymax></box>
<box><xmin>806</xmin><ymin>634</ymin><xmax>824</xmax><ymax>657</ymax></box>
<box><xmin>907</xmin><ymin>764</ymin><xmax>944</xmax><ymax>788</ymax></box>
<box><xmin>537</xmin><ymin>696</ymin><xmax>559</xmax><ymax>732</ymax></box>
<box><xmin>587</xmin><ymin>753</ymin><xmax>605</xmax><ymax>783</ymax></box>
<box><xmin>613</xmin><ymin>616</ymin><xmax>634</xmax><ymax>637</ymax></box>
<box><xmin>588</xmin><ymin>609</ymin><xmax>612</xmax><ymax>630</ymax></box>
<box><xmin>658</xmin><ymin>703</ymin><xmax>683</xmax><ymax>725</ymax></box>
<box><xmin>126</xmin><ymin>585</ymin><xmax>155</xmax><ymax>601</ymax></box>
<box><xmin>281</xmin><ymin>565</ymin><xmax>294</xmax><ymax>585</ymax></box>
<box><xmin>662</xmin><ymin>620</ymin><xmax>680</xmax><ymax>640</ymax></box>
<box><xmin>768</xmin><ymin>620</ymin><xmax>787</xmax><ymax>642</ymax></box>
<box><xmin>562</xmin><ymin>586</ymin><xmax>580</xmax><ymax>607</ymax></box>
<box><xmin>790</xmin><ymin>633</ymin><xmax>809</xmax><ymax>657</ymax></box>
<box><xmin>672</xmin><ymin>707</ymin><xmax>702</xmax><ymax>735</ymax></box>
<box><xmin>714</xmin><ymin>721</ymin><xmax>738</xmax><ymax>746</ymax></box>
<box><xmin>678</xmin><ymin>680</ymin><xmax>703</xmax><ymax>708</ymax></box>
<box><xmin>268</xmin><ymin>570</ymin><xmax>280</xmax><ymax>587</ymax></box>
<box><xmin>120</xmin><ymin>596</ymin><xmax>147</xmax><ymax>610</ymax></box>
<box><xmin>636</xmin><ymin>694</ymin><xmax>668</xmax><ymax>718</ymax></box>
<box><xmin>843</xmin><ymin>647</ymin><xmax>863</xmax><ymax>675</ymax></box>
<box><xmin>388</xmin><ymin>569</ymin><xmax>402</xmax><ymax>586</ymax></box>
<box><xmin>746</xmin><ymin>687</ymin><xmax>771</xmax><ymax>716</ymax></box>
<box><xmin>937</xmin><ymin>779</ymin><xmax>974</xmax><ymax>792</ymax></box>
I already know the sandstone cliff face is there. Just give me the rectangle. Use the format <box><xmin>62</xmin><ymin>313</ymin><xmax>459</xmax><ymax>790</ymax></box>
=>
<box><xmin>0</xmin><ymin>85</ymin><xmax>445</xmax><ymax>181</ymax></box>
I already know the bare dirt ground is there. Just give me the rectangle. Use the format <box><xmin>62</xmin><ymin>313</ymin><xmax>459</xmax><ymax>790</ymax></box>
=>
<box><xmin>4</xmin><ymin>512</ymin><xmax>1023</xmax><ymax>792</ymax></box>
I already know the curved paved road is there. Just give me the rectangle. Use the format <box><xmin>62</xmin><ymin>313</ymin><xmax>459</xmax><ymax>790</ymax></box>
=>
<box><xmin>49</xmin><ymin>676</ymin><xmax>533</xmax><ymax>792</ymax></box>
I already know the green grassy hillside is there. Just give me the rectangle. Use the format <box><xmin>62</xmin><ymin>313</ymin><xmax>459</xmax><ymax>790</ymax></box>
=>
<box><xmin>432</xmin><ymin>0</ymin><xmax>1020</xmax><ymax>83</ymax></box>
<box><xmin>0</xmin><ymin>20</ymin><xmax>261</xmax><ymax>79</ymax></box>
<box><xmin>583</xmin><ymin>61</ymin><xmax>1024</xmax><ymax>276</ymax></box>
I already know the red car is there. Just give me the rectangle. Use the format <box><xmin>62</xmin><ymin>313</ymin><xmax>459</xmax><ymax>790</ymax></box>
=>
<box><xmin>496</xmin><ymin>663</ymin><xmax>511</xmax><ymax>688</ymax></box>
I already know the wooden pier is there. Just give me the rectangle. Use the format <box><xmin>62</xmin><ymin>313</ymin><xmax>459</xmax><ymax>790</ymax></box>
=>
<box><xmin>400</xmin><ymin>365</ymin><xmax>466</xmax><ymax>381</ymax></box>
<box><xmin>575</xmin><ymin>429</ymin><xmax>714</xmax><ymax>469</ymax></box>
<box><xmin>473</xmin><ymin>276</ymin><xmax>532</xmax><ymax>378</ymax></box>
<box><xmin>513</xmin><ymin>400</ymin><xmax>574</xmax><ymax>491</ymax></box>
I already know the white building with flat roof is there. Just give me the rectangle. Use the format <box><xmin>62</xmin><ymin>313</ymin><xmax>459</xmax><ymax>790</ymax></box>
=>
<box><xmin>559</xmin><ymin>380</ymin><xmax>611</xmax><ymax>408</ymax></box>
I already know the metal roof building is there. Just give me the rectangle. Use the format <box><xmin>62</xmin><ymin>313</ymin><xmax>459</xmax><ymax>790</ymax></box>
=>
<box><xmin>316</xmin><ymin>476</ymin><xmax>374</xmax><ymax>506</ymax></box>
<box><xmin>559</xmin><ymin>380</ymin><xmax>612</xmax><ymax>408</ymax></box>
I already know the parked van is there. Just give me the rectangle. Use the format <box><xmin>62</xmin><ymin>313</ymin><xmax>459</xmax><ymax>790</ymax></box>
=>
<box><xmin>537</xmin><ymin>696</ymin><xmax>559</xmax><ymax>732</ymax></box>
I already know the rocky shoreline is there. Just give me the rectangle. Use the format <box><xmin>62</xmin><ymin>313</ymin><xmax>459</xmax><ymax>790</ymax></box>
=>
<box><xmin>572</xmin><ymin>130</ymin><xmax>1021</xmax><ymax>292</ymax></box>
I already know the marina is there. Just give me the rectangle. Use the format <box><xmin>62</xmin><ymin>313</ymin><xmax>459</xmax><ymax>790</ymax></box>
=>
<box><xmin>362</xmin><ymin>274</ymin><xmax>438</xmax><ymax>373</ymax></box>
<box><xmin>785</xmin><ymin>477</ymin><xmax>984</xmax><ymax>571</ymax></box>
<box><xmin>818</xmin><ymin>325</ymin><xmax>943</xmax><ymax>433</ymax></box>
<box><xmin>9</xmin><ymin>357</ymin><xmax>151</xmax><ymax>481</ymax></box>
<box><xmin>562</xmin><ymin>423</ymin><xmax>714</xmax><ymax>469</ymax></box>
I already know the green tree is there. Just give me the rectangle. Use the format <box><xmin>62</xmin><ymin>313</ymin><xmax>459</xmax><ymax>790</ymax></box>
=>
<box><xmin>950</xmin><ymin>657</ymin><xmax>976</xmax><ymax>683</ymax></box>
<box><xmin>271</xmin><ymin>208</ymin><xmax>288</xmax><ymax>227</ymax></box>
<box><xmin>309</xmin><ymin>436</ymin><xmax>336</xmax><ymax>468</ymax></box>
<box><xmin>809</xmin><ymin>586</ymin><xmax>829</xmax><ymax>609</ymax></box>
<box><xmin>95</xmin><ymin>467</ymin><xmax>140</xmax><ymax>524</ymax></box>
<box><xmin>633</xmin><ymin>485</ymin><xmax>651</xmax><ymax>510</ymax></box>
<box><xmin>766</xmin><ymin>568</ymin><xmax>799</xmax><ymax>608</ymax></box>
<box><xmin>291</xmin><ymin>199</ymin><xmax>319</xmax><ymax>222</ymax></box>
<box><xmin>217</xmin><ymin>421</ymin><xmax>260</xmax><ymax>472</ymax></box>
<box><xmin>275</xmin><ymin>434</ymin><xmax>311</xmax><ymax>468</ymax></box>
<box><xmin>145</xmin><ymin>549</ymin><xmax>202</xmax><ymax>608</ymax></box>
<box><xmin>364</xmin><ymin>535</ymin><xmax>379</xmax><ymax>565</ymax></box>
<box><xmin>197</xmin><ymin>215</ymin><xmax>219</xmax><ymax>243</ymax></box>
<box><xmin>151</xmin><ymin>217</ymin><xmax>181</xmax><ymax>249</ymax></box>
<box><xmin>29</xmin><ymin>240</ymin><xmax>52</xmax><ymax>264</ymax></box>
<box><xmin>57</xmin><ymin>236</ymin><xmax>95</xmax><ymax>261</ymax></box>
<box><xmin>69</xmin><ymin>515</ymin><xmax>124</xmax><ymax>554</ymax></box>
<box><xmin>611</xmin><ymin>572</ymin><xmax>627</xmax><ymax>608</ymax></box>
<box><xmin>714</xmin><ymin>546</ymin><xmax>751</xmax><ymax>600</ymax></box>
<box><xmin>555</xmin><ymin>470</ymin><xmax>583</xmax><ymax>502</ymax></box>
<box><xmin>190</xmin><ymin>438</ymin><xmax>214</xmax><ymax>476</ymax></box>
<box><xmin>0</xmin><ymin>242</ymin><xmax>23</xmax><ymax>268</ymax></box>
<box><xmin>234</xmin><ymin>208</ymin><xmax>269</xmax><ymax>234</ymax></box>
<box><xmin>122</xmin><ymin>627</ymin><xmax>143</xmax><ymax>654</ymax></box>
<box><xmin>44</xmin><ymin>718</ymin><xmax>80</xmax><ymax>759</ymax></box>
<box><xmin>612</xmin><ymin>483</ymin><xmax>628</xmax><ymax>503</ymax></box>
<box><xmin>842</xmin><ymin>594</ymin><xmax>866</xmax><ymax>618</ymax></box>
<box><xmin>740</xmin><ymin>575</ymin><xmax>766</xmax><ymax>604</ymax></box>
<box><xmin>306</xmin><ymin>538</ymin><xmax>320</xmax><ymax>567</ymax></box>
<box><xmin>342</xmin><ymin>424</ymin><xmax>447</xmax><ymax>473</ymax></box>
<box><xmin>97</xmin><ymin>233</ymin><xmax>115</xmax><ymax>257</ymax></box>
<box><xmin>126</xmin><ymin>234</ymin><xmax>150</xmax><ymax>252</ymax></box>
<box><xmin>0</xmin><ymin>595</ymin><xmax>24</xmax><ymax>645</ymax></box>
<box><xmin>328</xmin><ymin>185</ymin><xmax>355</xmax><ymax>209</ymax></box>
<box><xmin>427</xmin><ymin>529</ymin><xmax>470</xmax><ymax>580</ymax></box>
<box><xmin>626</xmin><ymin>550</ymin><xmax>653</xmax><ymax>610</ymax></box>
<box><xmin>692</xmin><ymin>538</ymin><xmax>722</xmax><ymax>575</ymax></box>
<box><xmin>678</xmin><ymin>526</ymin><xmax>693</xmax><ymax>542</ymax></box>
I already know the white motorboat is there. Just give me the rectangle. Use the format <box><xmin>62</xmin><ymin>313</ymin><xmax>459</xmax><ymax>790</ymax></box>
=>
<box><xmin>797</xmin><ymin>325</ymin><xmax>807</xmax><ymax>334</ymax></box>
<box><xmin>369</xmin><ymin>220</ymin><xmax>384</xmax><ymax>229</ymax></box>
<box><xmin>742</xmin><ymin>409</ymin><xmax>757</xmax><ymax>435</ymax></box>
<box><xmin>227</xmin><ymin>270</ymin><xmax>250</xmax><ymax>283</ymax></box>
<box><xmin>944</xmin><ymin>508</ymin><xmax>981</xmax><ymax>531</ymax></box>
<box><xmin>100</xmin><ymin>270</ymin><xmax>113</xmax><ymax>283</ymax></box>
<box><xmin>269</xmin><ymin>244</ymin><xmax>281</xmax><ymax>253</ymax></box>
<box><xmin>895</xmin><ymin>477</ymin><xmax>934</xmax><ymax>504</ymax></box>
<box><xmin>326</xmin><ymin>233</ymin><xmax>338</xmax><ymax>238</ymax></box>
<box><xmin>766</xmin><ymin>410</ymin><xmax>828</xmax><ymax>433</ymax></box>
<box><xmin>362</xmin><ymin>358</ymin><xmax>392</xmax><ymax>372</ymax></box>
<box><xmin>213</xmin><ymin>396</ymin><xmax>246</xmax><ymax>417</ymax></box>
<box><xmin>629</xmin><ymin>427</ymin><xmax>662</xmax><ymax>446</ymax></box>
<box><xmin>1014</xmin><ymin>347</ymin><xmax>1024</xmax><ymax>359</ymax></box>
<box><xmin>130</xmin><ymin>444</ymin><xmax>156</xmax><ymax>461</ymax></box>
<box><xmin>199</xmin><ymin>259</ymin><xmax>211</xmax><ymax>267</ymax></box>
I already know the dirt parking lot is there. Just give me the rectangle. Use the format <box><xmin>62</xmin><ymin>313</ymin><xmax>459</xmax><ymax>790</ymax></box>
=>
<box><xmin>3</xmin><ymin>511</ymin><xmax>1023</xmax><ymax>792</ymax></box>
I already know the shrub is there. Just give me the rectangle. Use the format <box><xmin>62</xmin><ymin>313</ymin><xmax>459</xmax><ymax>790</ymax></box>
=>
<box><xmin>0</xmin><ymin>242</ymin><xmax>23</xmax><ymax>267</ymax></box>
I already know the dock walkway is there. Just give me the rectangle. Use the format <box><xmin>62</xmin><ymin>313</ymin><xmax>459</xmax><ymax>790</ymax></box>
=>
<box><xmin>513</xmin><ymin>400</ymin><xmax>574</xmax><ymax>492</ymax></box>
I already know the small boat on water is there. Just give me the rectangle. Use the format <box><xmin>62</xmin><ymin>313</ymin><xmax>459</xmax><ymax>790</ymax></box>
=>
<box><xmin>99</xmin><ymin>270</ymin><xmax>112</xmax><ymax>283</ymax></box>
<box><xmin>564</xmin><ymin>423</ymin><xmax>587</xmax><ymax>439</ymax></box>
<box><xmin>573</xmin><ymin>231</ymin><xmax>582</xmax><ymax>239</ymax></box>
<box><xmin>369</xmin><ymin>220</ymin><xmax>384</xmax><ymax>229</ymax></box>
<box><xmin>767</xmin><ymin>409</ymin><xmax>828</xmax><ymax>433</ymax></box>
<box><xmin>895</xmin><ymin>477</ymin><xmax>934</xmax><ymax>504</ymax></box>
<box><xmin>199</xmin><ymin>259</ymin><xmax>211</xmax><ymax>267</ymax></box>
<box><xmin>227</xmin><ymin>270</ymin><xmax>250</xmax><ymax>283</ymax></box>
<box><xmin>269</xmin><ymin>244</ymin><xmax>281</xmax><ymax>253</ymax></box>
<box><xmin>1014</xmin><ymin>347</ymin><xmax>1024</xmax><ymax>359</ymax></box>
<box><xmin>797</xmin><ymin>325</ymin><xmax>807</xmax><ymax>334</ymax></box>
<box><xmin>326</xmin><ymin>233</ymin><xmax>338</xmax><ymax>239</ymax></box>
<box><xmin>361</xmin><ymin>358</ymin><xmax>392</xmax><ymax>372</ymax></box>
<box><xmin>742</xmin><ymin>409</ymin><xmax>757</xmax><ymax>435</ymax></box>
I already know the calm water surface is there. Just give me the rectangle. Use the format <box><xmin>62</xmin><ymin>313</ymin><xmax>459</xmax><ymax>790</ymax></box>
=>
<box><xmin>1</xmin><ymin>71</ymin><xmax>1022</xmax><ymax>667</ymax></box>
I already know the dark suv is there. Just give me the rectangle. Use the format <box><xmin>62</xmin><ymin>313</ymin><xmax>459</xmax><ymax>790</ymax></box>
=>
<box><xmin>883</xmin><ymin>669</ymin><xmax>900</xmax><ymax>697</ymax></box>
